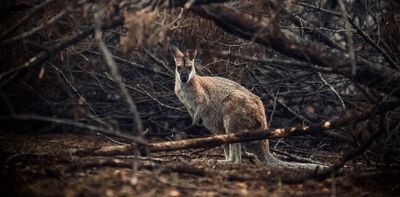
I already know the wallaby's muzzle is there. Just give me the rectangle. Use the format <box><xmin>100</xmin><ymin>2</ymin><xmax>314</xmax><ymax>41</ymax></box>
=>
<box><xmin>180</xmin><ymin>74</ymin><xmax>189</xmax><ymax>83</ymax></box>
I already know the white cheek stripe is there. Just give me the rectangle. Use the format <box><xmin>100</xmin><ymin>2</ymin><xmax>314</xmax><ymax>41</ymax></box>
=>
<box><xmin>188</xmin><ymin>67</ymin><xmax>196</xmax><ymax>81</ymax></box>
<box><xmin>175</xmin><ymin>69</ymin><xmax>182</xmax><ymax>82</ymax></box>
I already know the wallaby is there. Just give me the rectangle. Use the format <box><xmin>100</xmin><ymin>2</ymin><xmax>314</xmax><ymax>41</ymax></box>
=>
<box><xmin>171</xmin><ymin>46</ymin><xmax>324</xmax><ymax>170</ymax></box>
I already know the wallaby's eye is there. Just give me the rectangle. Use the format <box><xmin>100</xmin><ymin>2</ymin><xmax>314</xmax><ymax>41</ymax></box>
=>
<box><xmin>184</xmin><ymin>58</ymin><xmax>194</xmax><ymax>67</ymax></box>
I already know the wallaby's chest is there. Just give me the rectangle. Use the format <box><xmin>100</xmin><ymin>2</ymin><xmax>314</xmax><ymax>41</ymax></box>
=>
<box><xmin>175</xmin><ymin>83</ymin><xmax>198</xmax><ymax>109</ymax></box>
<box><xmin>175</xmin><ymin>81</ymin><xmax>225</xmax><ymax>132</ymax></box>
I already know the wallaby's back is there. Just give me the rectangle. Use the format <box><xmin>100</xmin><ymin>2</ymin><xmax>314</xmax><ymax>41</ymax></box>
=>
<box><xmin>192</xmin><ymin>76</ymin><xmax>267</xmax><ymax>133</ymax></box>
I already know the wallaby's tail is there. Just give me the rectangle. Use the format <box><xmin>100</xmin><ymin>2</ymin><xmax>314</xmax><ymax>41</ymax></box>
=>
<box><xmin>245</xmin><ymin>140</ymin><xmax>326</xmax><ymax>170</ymax></box>
<box><xmin>245</xmin><ymin>121</ymin><xmax>327</xmax><ymax>170</ymax></box>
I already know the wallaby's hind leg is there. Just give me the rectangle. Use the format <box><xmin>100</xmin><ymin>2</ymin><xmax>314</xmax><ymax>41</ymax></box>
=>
<box><xmin>223</xmin><ymin>144</ymin><xmax>229</xmax><ymax>160</ymax></box>
<box><xmin>221</xmin><ymin>115</ymin><xmax>243</xmax><ymax>164</ymax></box>
<box><xmin>218</xmin><ymin>138</ymin><xmax>242</xmax><ymax>163</ymax></box>
<box><xmin>218</xmin><ymin>143</ymin><xmax>236</xmax><ymax>163</ymax></box>
<box><xmin>228</xmin><ymin>143</ymin><xmax>242</xmax><ymax>164</ymax></box>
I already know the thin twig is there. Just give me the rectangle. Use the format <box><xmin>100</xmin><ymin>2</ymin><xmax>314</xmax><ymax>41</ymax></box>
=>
<box><xmin>268</xmin><ymin>89</ymin><xmax>279</xmax><ymax>127</ymax></box>
<box><xmin>136</xmin><ymin>85</ymin><xmax>184</xmax><ymax>111</ymax></box>
<box><xmin>96</xmin><ymin>132</ymin><xmax>129</xmax><ymax>145</ymax></box>
<box><xmin>145</xmin><ymin>49</ymin><xmax>174</xmax><ymax>76</ymax></box>
<box><xmin>271</xmin><ymin>148</ymin><xmax>326</xmax><ymax>165</ymax></box>
<box><xmin>267</xmin><ymin>92</ymin><xmax>313</xmax><ymax>125</ymax></box>
<box><xmin>318</xmin><ymin>72</ymin><xmax>346</xmax><ymax>111</ymax></box>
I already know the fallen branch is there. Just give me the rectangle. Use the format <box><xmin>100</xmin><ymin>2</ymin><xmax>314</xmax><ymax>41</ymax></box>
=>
<box><xmin>71</xmin><ymin>107</ymin><xmax>374</xmax><ymax>156</ymax></box>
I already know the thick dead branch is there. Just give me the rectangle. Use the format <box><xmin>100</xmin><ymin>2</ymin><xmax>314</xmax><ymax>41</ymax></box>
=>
<box><xmin>71</xmin><ymin>107</ymin><xmax>374</xmax><ymax>156</ymax></box>
<box><xmin>192</xmin><ymin>5</ymin><xmax>400</xmax><ymax>99</ymax></box>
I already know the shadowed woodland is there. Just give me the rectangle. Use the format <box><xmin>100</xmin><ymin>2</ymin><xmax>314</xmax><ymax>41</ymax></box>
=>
<box><xmin>0</xmin><ymin>0</ymin><xmax>399</xmax><ymax>196</ymax></box>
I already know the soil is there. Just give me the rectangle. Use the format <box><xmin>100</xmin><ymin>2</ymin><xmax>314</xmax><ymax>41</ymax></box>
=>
<box><xmin>0</xmin><ymin>132</ymin><xmax>398</xmax><ymax>197</ymax></box>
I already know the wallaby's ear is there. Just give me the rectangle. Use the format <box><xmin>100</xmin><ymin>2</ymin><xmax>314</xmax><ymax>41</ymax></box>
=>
<box><xmin>186</xmin><ymin>49</ymin><xmax>197</xmax><ymax>61</ymax></box>
<box><xmin>191</xmin><ymin>49</ymin><xmax>197</xmax><ymax>61</ymax></box>
<box><xmin>169</xmin><ymin>45</ymin><xmax>184</xmax><ymax>59</ymax></box>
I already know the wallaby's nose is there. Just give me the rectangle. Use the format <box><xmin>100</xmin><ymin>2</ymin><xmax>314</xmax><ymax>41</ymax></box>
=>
<box><xmin>180</xmin><ymin>74</ymin><xmax>189</xmax><ymax>83</ymax></box>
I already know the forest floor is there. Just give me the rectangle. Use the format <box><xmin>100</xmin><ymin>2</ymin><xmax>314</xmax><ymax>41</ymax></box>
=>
<box><xmin>0</xmin><ymin>132</ymin><xmax>398</xmax><ymax>197</ymax></box>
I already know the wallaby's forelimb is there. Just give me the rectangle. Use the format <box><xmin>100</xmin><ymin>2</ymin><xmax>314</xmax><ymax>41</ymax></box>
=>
<box><xmin>192</xmin><ymin>107</ymin><xmax>200</xmax><ymax>125</ymax></box>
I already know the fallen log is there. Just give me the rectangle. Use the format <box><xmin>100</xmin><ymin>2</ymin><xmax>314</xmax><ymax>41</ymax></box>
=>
<box><xmin>71</xmin><ymin>107</ymin><xmax>374</xmax><ymax>156</ymax></box>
